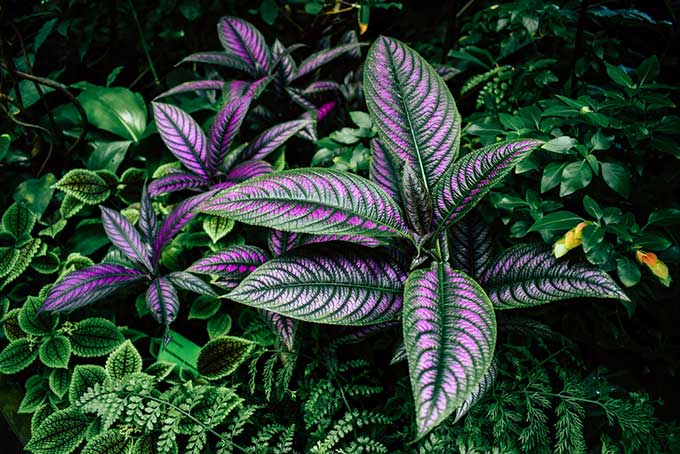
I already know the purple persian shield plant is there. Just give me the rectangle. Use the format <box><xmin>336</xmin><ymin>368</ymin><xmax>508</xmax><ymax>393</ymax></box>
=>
<box><xmin>196</xmin><ymin>36</ymin><xmax>628</xmax><ymax>439</ymax></box>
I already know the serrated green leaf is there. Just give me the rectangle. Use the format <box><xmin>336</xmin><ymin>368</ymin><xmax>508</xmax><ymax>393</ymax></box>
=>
<box><xmin>70</xmin><ymin>317</ymin><xmax>125</xmax><ymax>357</ymax></box>
<box><xmin>0</xmin><ymin>246</ymin><xmax>18</xmax><ymax>278</ymax></box>
<box><xmin>31</xmin><ymin>251</ymin><xmax>61</xmax><ymax>274</ymax></box>
<box><xmin>0</xmin><ymin>337</ymin><xmax>37</xmax><ymax>373</ymax></box>
<box><xmin>81</xmin><ymin>429</ymin><xmax>133</xmax><ymax>454</ymax></box>
<box><xmin>19</xmin><ymin>296</ymin><xmax>58</xmax><ymax>335</ymax></box>
<box><xmin>133</xmin><ymin>434</ymin><xmax>157</xmax><ymax>454</ymax></box>
<box><xmin>207</xmin><ymin>312</ymin><xmax>232</xmax><ymax>339</ymax></box>
<box><xmin>49</xmin><ymin>368</ymin><xmax>72</xmax><ymax>399</ymax></box>
<box><xmin>31</xmin><ymin>405</ymin><xmax>55</xmax><ymax>433</ymax></box>
<box><xmin>69</xmin><ymin>365</ymin><xmax>108</xmax><ymax>405</ymax></box>
<box><xmin>55</xmin><ymin>169</ymin><xmax>111</xmax><ymax>204</ymax></box>
<box><xmin>105</xmin><ymin>340</ymin><xmax>142</xmax><ymax>380</ymax></box>
<box><xmin>60</xmin><ymin>194</ymin><xmax>85</xmax><ymax>219</ymax></box>
<box><xmin>0</xmin><ymin>237</ymin><xmax>42</xmax><ymax>290</ymax></box>
<box><xmin>2</xmin><ymin>308</ymin><xmax>26</xmax><ymax>341</ymax></box>
<box><xmin>39</xmin><ymin>219</ymin><xmax>68</xmax><ymax>238</ymax></box>
<box><xmin>145</xmin><ymin>361</ymin><xmax>175</xmax><ymax>379</ymax></box>
<box><xmin>39</xmin><ymin>335</ymin><xmax>71</xmax><ymax>368</ymax></box>
<box><xmin>2</xmin><ymin>202</ymin><xmax>36</xmax><ymax>238</ymax></box>
<box><xmin>197</xmin><ymin>336</ymin><xmax>255</xmax><ymax>380</ymax></box>
<box><xmin>25</xmin><ymin>408</ymin><xmax>88</xmax><ymax>454</ymax></box>
<box><xmin>19</xmin><ymin>382</ymin><xmax>49</xmax><ymax>413</ymax></box>
<box><xmin>203</xmin><ymin>215</ymin><xmax>235</xmax><ymax>243</ymax></box>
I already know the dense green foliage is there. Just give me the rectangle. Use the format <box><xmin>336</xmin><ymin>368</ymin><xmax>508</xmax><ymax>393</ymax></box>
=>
<box><xmin>1</xmin><ymin>1</ymin><xmax>678</xmax><ymax>452</ymax></box>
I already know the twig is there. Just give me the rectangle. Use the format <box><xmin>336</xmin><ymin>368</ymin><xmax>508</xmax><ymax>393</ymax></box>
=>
<box><xmin>126</xmin><ymin>0</ymin><xmax>160</xmax><ymax>86</ymax></box>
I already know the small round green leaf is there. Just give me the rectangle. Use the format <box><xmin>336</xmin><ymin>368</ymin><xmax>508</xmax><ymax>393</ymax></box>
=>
<box><xmin>39</xmin><ymin>335</ymin><xmax>72</xmax><ymax>368</ymax></box>
<box><xmin>70</xmin><ymin>318</ymin><xmax>124</xmax><ymax>357</ymax></box>
<box><xmin>197</xmin><ymin>336</ymin><xmax>255</xmax><ymax>380</ymax></box>
<box><xmin>105</xmin><ymin>340</ymin><xmax>142</xmax><ymax>380</ymax></box>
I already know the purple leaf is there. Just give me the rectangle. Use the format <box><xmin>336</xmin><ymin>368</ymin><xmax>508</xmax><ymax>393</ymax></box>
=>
<box><xmin>294</xmin><ymin>43</ymin><xmax>363</xmax><ymax>80</ymax></box>
<box><xmin>228</xmin><ymin>245</ymin><xmax>406</xmax><ymax>325</ymax></box>
<box><xmin>148</xmin><ymin>172</ymin><xmax>209</xmax><ymax>197</ymax></box>
<box><xmin>146</xmin><ymin>277</ymin><xmax>180</xmax><ymax>326</ymax></box>
<box><xmin>452</xmin><ymin>357</ymin><xmax>497</xmax><ymax>424</ymax></box>
<box><xmin>237</xmin><ymin>119</ymin><xmax>311</xmax><ymax>163</ymax></box>
<box><xmin>260</xmin><ymin>310</ymin><xmax>297</xmax><ymax>351</ymax></box>
<box><xmin>40</xmin><ymin>264</ymin><xmax>145</xmax><ymax>312</ymax></box>
<box><xmin>364</xmin><ymin>37</ymin><xmax>461</xmax><ymax>190</ymax></box>
<box><xmin>403</xmin><ymin>262</ymin><xmax>496</xmax><ymax>438</ymax></box>
<box><xmin>303</xmin><ymin>81</ymin><xmax>341</xmax><ymax>95</ymax></box>
<box><xmin>432</xmin><ymin>140</ymin><xmax>543</xmax><ymax>235</ymax></box>
<box><xmin>208</xmin><ymin>96</ymin><xmax>253</xmax><ymax>175</ymax></box>
<box><xmin>449</xmin><ymin>216</ymin><xmax>493</xmax><ymax>280</ymax></box>
<box><xmin>153</xmin><ymin>192</ymin><xmax>213</xmax><ymax>262</ymax></box>
<box><xmin>200</xmin><ymin>169</ymin><xmax>409</xmax><ymax>238</ymax></box>
<box><xmin>401</xmin><ymin>165</ymin><xmax>432</xmax><ymax>236</ymax></box>
<box><xmin>217</xmin><ymin>16</ymin><xmax>271</xmax><ymax>75</ymax></box>
<box><xmin>225</xmin><ymin>160</ymin><xmax>273</xmax><ymax>183</ymax></box>
<box><xmin>298</xmin><ymin>234</ymin><xmax>384</xmax><ymax>248</ymax></box>
<box><xmin>478</xmin><ymin>244</ymin><xmax>629</xmax><ymax>309</ymax></box>
<box><xmin>167</xmin><ymin>271</ymin><xmax>216</xmax><ymax>297</ymax></box>
<box><xmin>154</xmin><ymin>80</ymin><xmax>225</xmax><ymax>100</ymax></box>
<box><xmin>369</xmin><ymin>139</ymin><xmax>402</xmax><ymax>205</ymax></box>
<box><xmin>189</xmin><ymin>245</ymin><xmax>269</xmax><ymax>279</ymax></box>
<box><xmin>271</xmin><ymin>39</ymin><xmax>296</xmax><ymax>89</ymax></box>
<box><xmin>297</xmin><ymin>111</ymin><xmax>318</xmax><ymax>141</ymax></box>
<box><xmin>100</xmin><ymin>206</ymin><xmax>153</xmax><ymax>272</ymax></box>
<box><xmin>286</xmin><ymin>87</ymin><xmax>317</xmax><ymax>111</ymax></box>
<box><xmin>317</xmin><ymin>101</ymin><xmax>336</xmax><ymax>122</ymax></box>
<box><xmin>138</xmin><ymin>186</ymin><xmax>159</xmax><ymax>244</ymax></box>
<box><xmin>267</xmin><ymin>230</ymin><xmax>300</xmax><ymax>256</ymax></box>
<box><xmin>180</xmin><ymin>52</ymin><xmax>257</xmax><ymax>76</ymax></box>
<box><xmin>153</xmin><ymin>102</ymin><xmax>210</xmax><ymax>178</ymax></box>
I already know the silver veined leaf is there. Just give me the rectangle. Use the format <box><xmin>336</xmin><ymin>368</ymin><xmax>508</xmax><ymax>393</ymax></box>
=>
<box><xmin>452</xmin><ymin>357</ymin><xmax>498</xmax><ymax>423</ymax></box>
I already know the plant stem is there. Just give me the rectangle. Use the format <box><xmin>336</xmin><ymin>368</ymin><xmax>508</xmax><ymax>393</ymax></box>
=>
<box><xmin>126</xmin><ymin>0</ymin><xmax>160</xmax><ymax>87</ymax></box>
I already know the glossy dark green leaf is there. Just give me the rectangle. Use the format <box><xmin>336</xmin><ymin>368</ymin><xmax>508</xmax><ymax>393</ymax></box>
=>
<box><xmin>617</xmin><ymin>257</ymin><xmax>641</xmax><ymax>287</ymax></box>
<box><xmin>78</xmin><ymin>86</ymin><xmax>147</xmax><ymax>142</ymax></box>
<box><xmin>560</xmin><ymin>160</ymin><xmax>592</xmax><ymax>196</ymax></box>
<box><xmin>601</xmin><ymin>162</ymin><xmax>631</xmax><ymax>198</ymax></box>
<box><xmin>540</xmin><ymin>162</ymin><xmax>567</xmax><ymax>193</ymax></box>
<box><xmin>529</xmin><ymin>211</ymin><xmax>584</xmax><ymax>232</ymax></box>
<box><xmin>647</xmin><ymin>208</ymin><xmax>680</xmax><ymax>227</ymax></box>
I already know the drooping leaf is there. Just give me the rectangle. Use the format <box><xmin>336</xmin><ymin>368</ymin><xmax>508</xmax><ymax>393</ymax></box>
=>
<box><xmin>2</xmin><ymin>202</ymin><xmax>35</xmax><ymax>238</ymax></box>
<box><xmin>197</xmin><ymin>336</ymin><xmax>255</xmax><ymax>379</ymax></box>
<box><xmin>225</xmin><ymin>160</ymin><xmax>273</xmax><ymax>183</ymax></box>
<box><xmin>433</xmin><ymin>140</ymin><xmax>542</xmax><ymax>235</ymax></box>
<box><xmin>100</xmin><ymin>206</ymin><xmax>153</xmax><ymax>272</ymax></box>
<box><xmin>180</xmin><ymin>52</ymin><xmax>257</xmax><ymax>76</ymax></box>
<box><xmin>449</xmin><ymin>217</ymin><xmax>493</xmax><ymax>279</ymax></box>
<box><xmin>267</xmin><ymin>229</ymin><xmax>300</xmax><ymax>256</ymax></box>
<box><xmin>217</xmin><ymin>16</ymin><xmax>271</xmax><ymax>75</ymax></box>
<box><xmin>189</xmin><ymin>245</ymin><xmax>269</xmax><ymax>281</ymax></box>
<box><xmin>200</xmin><ymin>169</ymin><xmax>409</xmax><ymax>238</ymax></box>
<box><xmin>452</xmin><ymin>358</ymin><xmax>498</xmax><ymax>423</ymax></box>
<box><xmin>40</xmin><ymin>264</ymin><xmax>145</xmax><ymax>312</ymax></box>
<box><xmin>138</xmin><ymin>186</ymin><xmax>158</xmax><ymax>243</ymax></box>
<box><xmin>148</xmin><ymin>171</ymin><xmax>209</xmax><ymax>196</ymax></box>
<box><xmin>364</xmin><ymin>37</ymin><xmax>461</xmax><ymax>190</ymax></box>
<box><xmin>208</xmin><ymin>96</ymin><xmax>252</xmax><ymax>175</ymax></box>
<box><xmin>69</xmin><ymin>365</ymin><xmax>108</xmax><ymax>405</ymax></box>
<box><xmin>228</xmin><ymin>245</ymin><xmax>406</xmax><ymax>325</ymax></box>
<box><xmin>167</xmin><ymin>271</ymin><xmax>217</xmax><ymax>296</ymax></box>
<box><xmin>153</xmin><ymin>192</ymin><xmax>213</xmax><ymax>262</ymax></box>
<box><xmin>369</xmin><ymin>139</ymin><xmax>402</xmax><ymax>205</ymax></box>
<box><xmin>154</xmin><ymin>80</ymin><xmax>225</xmax><ymax>100</ymax></box>
<box><xmin>78</xmin><ymin>86</ymin><xmax>147</xmax><ymax>142</ymax></box>
<box><xmin>39</xmin><ymin>335</ymin><xmax>72</xmax><ymax>368</ymax></box>
<box><xmin>401</xmin><ymin>165</ymin><xmax>432</xmax><ymax>236</ymax></box>
<box><xmin>146</xmin><ymin>277</ymin><xmax>180</xmax><ymax>326</ymax></box>
<box><xmin>260</xmin><ymin>310</ymin><xmax>297</xmax><ymax>351</ymax></box>
<box><xmin>238</xmin><ymin>119</ymin><xmax>311</xmax><ymax>164</ymax></box>
<box><xmin>0</xmin><ymin>338</ymin><xmax>38</xmax><ymax>374</ymax></box>
<box><xmin>403</xmin><ymin>262</ymin><xmax>496</xmax><ymax>438</ymax></box>
<box><xmin>55</xmin><ymin>169</ymin><xmax>111</xmax><ymax>205</ymax></box>
<box><xmin>81</xmin><ymin>430</ymin><xmax>133</xmax><ymax>454</ymax></box>
<box><xmin>478</xmin><ymin>244</ymin><xmax>629</xmax><ymax>309</ymax></box>
<box><xmin>105</xmin><ymin>340</ymin><xmax>142</xmax><ymax>380</ymax></box>
<box><xmin>202</xmin><ymin>215</ymin><xmax>234</xmax><ymax>243</ymax></box>
<box><xmin>70</xmin><ymin>318</ymin><xmax>124</xmax><ymax>357</ymax></box>
<box><xmin>24</xmin><ymin>408</ymin><xmax>88</xmax><ymax>454</ymax></box>
<box><xmin>295</xmin><ymin>43</ymin><xmax>362</xmax><ymax>79</ymax></box>
<box><xmin>153</xmin><ymin>102</ymin><xmax>210</xmax><ymax>178</ymax></box>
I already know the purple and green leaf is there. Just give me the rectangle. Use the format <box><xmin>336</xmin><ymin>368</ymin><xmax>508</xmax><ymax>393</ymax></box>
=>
<box><xmin>138</xmin><ymin>186</ymin><xmax>158</xmax><ymax>244</ymax></box>
<box><xmin>294</xmin><ymin>43</ymin><xmax>363</xmax><ymax>80</ymax></box>
<box><xmin>260</xmin><ymin>310</ymin><xmax>297</xmax><ymax>351</ymax></box>
<box><xmin>189</xmin><ymin>245</ymin><xmax>269</xmax><ymax>278</ymax></box>
<box><xmin>154</xmin><ymin>80</ymin><xmax>225</xmax><ymax>100</ymax></box>
<box><xmin>225</xmin><ymin>160</ymin><xmax>273</xmax><ymax>183</ymax></box>
<box><xmin>237</xmin><ymin>119</ymin><xmax>311</xmax><ymax>164</ymax></box>
<box><xmin>401</xmin><ymin>165</ymin><xmax>432</xmax><ymax>236</ymax></box>
<box><xmin>452</xmin><ymin>357</ymin><xmax>497</xmax><ymax>424</ymax></box>
<box><xmin>167</xmin><ymin>271</ymin><xmax>216</xmax><ymax>297</ymax></box>
<box><xmin>148</xmin><ymin>171</ymin><xmax>209</xmax><ymax>197</ymax></box>
<box><xmin>403</xmin><ymin>262</ymin><xmax>496</xmax><ymax>439</ymax></box>
<box><xmin>217</xmin><ymin>16</ymin><xmax>271</xmax><ymax>75</ymax></box>
<box><xmin>228</xmin><ymin>245</ymin><xmax>406</xmax><ymax>325</ymax></box>
<box><xmin>180</xmin><ymin>52</ymin><xmax>257</xmax><ymax>76</ymax></box>
<box><xmin>267</xmin><ymin>230</ymin><xmax>300</xmax><ymax>256</ymax></box>
<box><xmin>100</xmin><ymin>206</ymin><xmax>153</xmax><ymax>272</ymax></box>
<box><xmin>478</xmin><ymin>244</ymin><xmax>629</xmax><ymax>309</ymax></box>
<box><xmin>271</xmin><ymin>39</ymin><xmax>296</xmax><ymax>88</ymax></box>
<box><xmin>146</xmin><ymin>277</ymin><xmax>180</xmax><ymax>326</ymax></box>
<box><xmin>208</xmin><ymin>96</ymin><xmax>253</xmax><ymax>175</ymax></box>
<box><xmin>153</xmin><ymin>192</ymin><xmax>213</xmax><ymax>263</ymax></box>
<box><xmin>369</xmin><ymin>139</ymin><xmax>402</xmax><ymax>205</ymax></box>
<box><xmin>200</xmin><ymin>169</ymin><xmax>409</xmax><ymax>238</ymax></box>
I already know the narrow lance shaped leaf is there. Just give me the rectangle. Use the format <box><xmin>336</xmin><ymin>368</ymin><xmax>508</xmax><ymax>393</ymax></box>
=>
<box><xmin>433</xmin><ymin>140</ymin><xmax>542</xmax><ymax>235</ymax></box>
<box><xmin>189</xmin><ymin>245</ymin><xmax>269</xmax><ymax>279</ymax></box>
<box><xmin>153</xmin><ymin>102</ymin><xmax>210</xmax><ymax>178</ymax></box>
<box><xmin>218</xmin><ymin>16</ymin><xmax>271</xmax><ymax>75</ymax></box>
<box><xmin>369</xmin><ymin>139</ymin><xmax>402</xmax><ymax>206</ymax></box>
<box><xmin>364</xmin><ymin>36</ymin><xmax>461</xmax><ymax>190</ymax></box>
<box><xmin>260</xmin><ymin>310</ymin><xmax>297</xmax><ymax>351</ymax></box>
<box><xmin>167</xmin><ymin>271</ymin><xmax>217</xmax><ymax>297</ymax></box>
<box><xmin>235</xmin><ymin>119</ymin><xmax>311</xmax><ymax>165</ymax></box>
<box><xmin>228</xmin><ymin>245</ymin><xmax>406</xmax><ymax>325</ymax></box>
<box><xmin>154</xmin><ymin>80</ymin><xmax>225</xmax><ymax>100</ymax></box>
<box><xmin>303</xmin><ymin>81</ymin><xmax>341</xmax><ymax>95</ymax></box>
<box><xmin>148</xmin><ymin>171</ymin><xmax>209</xmax><ymax>197</ymax></box>
<box><xmin>138</xmin><ymin>185</ymin><xmax>158</xmax><ymax>244</ymax></box>
<box><xmin>100</xmin><ymin>206</ymin><xmax>153</xmax><ymax>272</ymax></box>
<box><xmin>403</xmin><ymin>262</ymin><xmax>496</xmax><ymax>439</ymax></box>
<box><xmin>208</xmin><ymin>96</ymin><xmax>253</xmax><ymax>175</ymax></box>
<box><xmin>401</xmin><ymin>165</ymin><xmax>432</xmax><ymax>236</ymax></box>
<box><xmin>40</xmin><ymin>264</ymin><xmax>145</xmax><ymax>313</ymax></box>
<box><xmin>478</xmin><ymin>244</ymin><xmax>630</xmax><ymax>309</ymax></box>
<box><xmin>146</xmin><ymin>277</ymin><xmax>180</xmax><ymax>326</ymax></box>
<box><xmin>271</xmin><ymin>39</ymin><xmax>296</xmax><ymax>88</ymax></box>
<box><xmin>452</xmin><ymin>357</ymin><xmax>498</xmax><ymax>424</ymax></box>
<box><xmin>449</xmin><ymin>216</ymin><xmax>493</xmax><ymax>280</ymax></box>
<box><xmin>200</xmin><ymin>169</ymin><xmax>409</xmax><ymax>238</ymax></box>
<box><xmin>298</xmin><ymin>233</ymin><xmax>384</xmax><ymax>248</ymax></box>
<box><xmin>294</xmin><ymin>43</ymin><xmax>363</xmax><ymax>79</ymax></box>
<box><xmin>180</xmin><ymin>52</ymin><xmax>257</xmax><ymax>76</ymax></box>
<box><xmin>225</xmin><ymin>160</ymin><xmax>273</xmax><ymax>183</ymax></box>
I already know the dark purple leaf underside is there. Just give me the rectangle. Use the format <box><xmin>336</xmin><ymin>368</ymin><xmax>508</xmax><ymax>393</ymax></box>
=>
<box><xmin>260</xmin><ymin>310</ymin><xmax>297</xmax><ymax>351</ymax></box>
<box><xmin>208</xmin><ymin>96</ymin><xmax>253</xmax><ymax>175</ymax></box>
<box><xmin>239</xmin><ymin>119</ymin><xmax>311</xmax><ymax>163</ymax></box>
<box><xmin>433</xmin><ymin>140</ymin><xmax>542</xmax><ymax>235</ymax></box>
<box><xmin>180</xmin><ymin>52</ymin><xmax>257</xmax><ymax>76</ymax></box>
<box><xmin>148</xmin><ymin>172</ymin><xmax>209</xmax><ymax>197</ymax></box>
<box><xmin>449</xmin><ymin>217</ymin><xmax>493</xmax><ymax>280</ymax></box>
<box><xmin>295</xmin><ymin>43</ymin><xmax>362</xmax><ymax>79</ymax></box>
<box><xmin>268</xmin><ymin>230</ymin><xmax>300</xmax><ymax>256</ymax></box>
<box><xmin>153</xmin><ymin>102</ymin><xmax>210</xmax><ymax>179</ymax></box>
<box><xmin>139</xmin><ymin>186</ymin><xmax>159</xmax><ymax>244</ymax></box>
<box><xmin>225</xmin><ymin>160</ymin><xmax>273</xmax><ymax>183</ymax></box>
<box><xmin>342</xmin><ymin>320</ymin><xmax>401</xmax><ymax>344</ymax></box>
<box><xmin>217</xmin><ymin>16</ymin><xmax>271</xmax><ymax>75</ymax></box>
<box><xmin>146</xmin><ymin>277</ymin><xmax>180</xmax><ymax>326</ymax></box>
<box><xmin>364</xmin><ymin>37</ymin><xmax>461</xmax><ymax>190</ymax></box>
<box><xmin>100</xmin><ymin>206</ymin><xmax>153</xmax><ymax>272</ymax></box>
<box><xmin>370</xmin><ymin>139</ymin><xmax>402</xmax><ymax>205</ymax></box>
<box><xmin>478</xmin><ymin>244</ymin><xmax>629</xmax><ymax>309</ymax></box>
<box><xmin>403</xmin><ymin>262</ymin><xmax>496</xmax><ymax>438</ymax></box>
<box><xmin>41</xmin><ymin>264</ymin><xmax>145</xmax><ymax>312</ymax></box>
<box><xmin>155</xmin><ymin>80</ymin><xmax>225</xmax><ymax>100</ymax></box>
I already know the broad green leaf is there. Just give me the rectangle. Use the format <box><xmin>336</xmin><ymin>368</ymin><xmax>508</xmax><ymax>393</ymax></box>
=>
<box><xmin>647</xmin><ymin>208</ymin><xmax>680</xmax><ymax>227</ymax></box>
<box><xmin>81</xmin><ymin>430</ymin><xmax>133</xmax><ymax>454</ymax></box>
<box><xmin>2</xmin><ymin>202</ymin><xmax>36</xmax><ymax>238</ymax></box>
<box><xmin>69</xmin><ymin>365</ymin><xmax>108</xmax><ymax>405</ymax></box>
<box><xmin>70</xmin><ymin>318</ymin><xmax>124</xmax><ymax>357</ymax></box>
<box><xmin>19</xmin><ymin>296</ymin><xmax>58</xmax><ymax>335</ymax></box>
<box><xmin>207</xmin><ymin>312</ymin><xmax>232</xmax><ymax>339</ymax></box>
<box><xmin>78</xmin><ymin>86</ymin><xmax>147</xmax><ymax>142</ymax></box>
<box><xmin>542</xmin><ymin>136</ymin><xmax>577</xmax><ymax>154</ymax></box>
<box><xmin>39</xmin><ymin>335</ymin><xmax>72</xmax><ymax>368</ymax></box>
<box><xmin>197</xmin><ymin>336</ymin><xmax>255</xmax><ymax>380</ymax></box>
<box><xmin>529</xmin><ymin>211</ymin><xmax>584</xmax><ymax>232</ymax></box>
<box><xmin>601</xmin><ymin>161</ymin><xmax>631</xmax><ymax>198</ymax></box>
<box><xmin>13</xmin><ymin>173</ymin><xmax>56</xmax><ymax>218</ymax></box>
<box><xmin>560</xmin><ymin>160</ymin><xmax>592</xmax><ymax>196</ymax></box>
<box><xmin>25</xmin><ymin>408</ymin><xmax>88</xmax><ymax>454</ymax></box>
<box><xmin>188</xmin><ymin>296</ymin><xmax>221</xmax><ymax>320</ymax></box>
<box><xmin>403</xmin><ymin>262</ymin><xmax>496</xmax><ymax>438</ymax></box>
<box><xmin>0</xmin><ymin>338</ymin><xmax>38</xmax><ymax>374</ymax></box>
<box><xmin>86</xmin><ymin>140</ymin><xmax>132</xmax><ymax>173</ymax></box>
<box><xmin>19</xmin><ymin>383</ymin><xmax>48</xmax><ymax>413</ymax></box>
<box><xmin>617</xmin><ymin>257</ymin><xmax>641</xmax><ymax>287</ymax></box>
<box><xmin>105</xmin><ymin>340</ymin><xmax>142</xmax><ymax>380</ymax></box>
<box><xmin>55</xmin><ymin>169</ymin><xmax>111</xmax><ymax>205</ymax></box>
<box><xmin>541</xmin><ymin>162</ymin><xmax>568</xmax><ymax>193</ymax></box>
<box><xmin>49</xmin><ymin>368</ymin><xmax>72</xmax><ymax>399</ymax></box>
<box><xmin>605</xmin><ymin>62</ymin><xmax>634</xmax><ymax>88</ymax></box>
<box><xmin>202</xmin><ymin>215</ymin><xmax>235</xmax><ymax>243</ymax></box>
